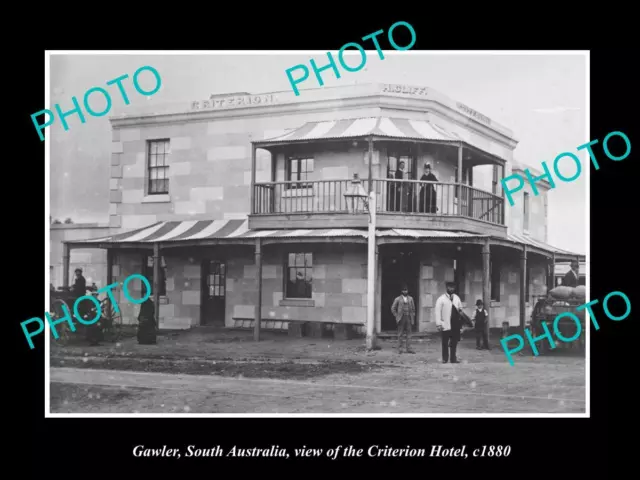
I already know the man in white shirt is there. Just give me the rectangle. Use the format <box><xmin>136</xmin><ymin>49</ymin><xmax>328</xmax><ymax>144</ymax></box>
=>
<box><xmin>435</xmin><ymin>281</ymin><xmax>464</xmax><ymax>363</ymax></box>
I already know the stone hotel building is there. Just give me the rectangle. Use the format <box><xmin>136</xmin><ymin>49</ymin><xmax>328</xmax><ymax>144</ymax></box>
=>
<box><xmin>62</xmin><ymin>83</ymin><xmax>585</xmax><ymax>337</ymax></box>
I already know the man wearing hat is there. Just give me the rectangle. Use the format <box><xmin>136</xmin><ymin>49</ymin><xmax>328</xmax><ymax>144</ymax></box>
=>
<box><xmin>71</xmin><ymin>268</ymin><xmax>87</xmax><ymax>299</ymax></box>
<box><xmin>472</xmin><ymin>299</ymin><xmax>490</xmax><ymax>350</ymax></box>
<box><xmin>435</xmin><ymin>281</ymin><xmax>464</xmax><ymax>363</ymax></box>
<box><xmin>391</xmin><ymin>283</ymin><xmax>416</xmax><ymax>354</ymax></box>
<box><xmin>562</xmin><ymin>260</ymin><xmax>580</xmax><ymax>287</ymax></box>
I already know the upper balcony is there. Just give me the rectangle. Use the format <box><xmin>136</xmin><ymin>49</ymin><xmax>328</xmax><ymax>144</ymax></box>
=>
<box><xmin>248</xmin><ymin>117</ymin><xmax>509</xmax><ymax>237</ymax></box>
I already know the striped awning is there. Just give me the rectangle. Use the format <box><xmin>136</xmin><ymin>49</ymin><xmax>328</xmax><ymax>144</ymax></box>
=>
<box><xmin>73</xmin><ymin>219</ymin><xmax>369</xmax><ymax>244</ymax></box>
<box><xmin>256</xmin><ymin>117</ymin><xmax>460</xmax><ymax>144</ymax></box>
<box><xmin>68</xmin><ymin>219</ymin><xmax>583</xmax><ymax>258</ymax></box>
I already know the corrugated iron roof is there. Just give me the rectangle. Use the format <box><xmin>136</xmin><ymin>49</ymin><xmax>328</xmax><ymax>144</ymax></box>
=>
<box><xmin>507</xmin><ymin>233</ymin><xmax>579</xmax><ymax>256</ymax></box>
<box><xmin>257</xmin><ymin>117</ymin><xmax>457</xmax><ymax>144</ymax></box>
<box><xmin>68</xmin><ymin>219</ymin><xmax>582</xmax><ymax>258</ymax></box>
<box><xmin>378</xmin><ymin>229</ymin><xmax>483</xmax><ymax>238</ymax></box>
<box><xmin>74</xmin><ymin>219</ymin><xmax>369</xmax><ymax>243</ymax></box>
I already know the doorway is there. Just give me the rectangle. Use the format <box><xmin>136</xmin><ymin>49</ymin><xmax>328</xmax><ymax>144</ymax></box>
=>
<box><xmin>381</xmin><ymin>249</ymin><xmax>420</xmax><ymax>332</ymax></box>
<box><xmin>201</xmin><ymin>260</ymin><xmax>226</xmax><ymax>325</ymax></box>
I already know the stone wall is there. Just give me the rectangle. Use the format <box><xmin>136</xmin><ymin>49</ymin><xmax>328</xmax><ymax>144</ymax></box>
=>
<box><xmin>110</xmin><ymin>106</ymin><xmax>383</xmax><ymax>229</ymax></box>
<box><xmin>225</xmin><ymin>244</ymin><xmax>367</xmax><ymax>328</ymax></box>
<box><xmin>110</xmin><ymin>86</ymin><xmax>512</xmax><ymax>230</ymax></box>
<box><xmin>505</xmin><ymin>165</ymin><xmax>549</xmax><ymax>243</ymax></box>
<box><xmin>107</xmin><ymin>243</ymin><xmax>548</xmax><ymax>332</ymax></box>
<box><xmin>110</xmin><ymin>251</ymin><xmax>201</xmax><ymax>329</ymax></box>
<box><xmin>417</xmin><ymin>246</ymin><xmax>548</xmax><ymax>330</ymax></box>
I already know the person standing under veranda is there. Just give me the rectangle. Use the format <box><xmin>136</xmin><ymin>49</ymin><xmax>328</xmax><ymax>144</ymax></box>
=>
<box><xmin>473</xmin><ymin>299</ymin><xmax>490</xmax><ymax>350</ymax></box>
<box><xmin>391</xmin><ymin>284</ymin><xmax>416</xmax><ymax>354</ymax></box>
<box><xmin>70</xmin><ymin>268</ymin><xmax>94</xmax><ymax>339</ymax></box>
<box><xmin>562</xmin><ymin>260</ymin><xmax>580</xmax><ymax>287</ymax></box>
<box><xmin>71</xmin><ymin>268</ymin><xmax>86</xmax><ymax>299</ymax></box>
<box><xmin>435</xmin><ymin>281</ymin><xmax>464</xmax><ymax>363</ymax></box>
<box><xmin>137</xmin><ymin>297</ymin><xmax>157</xmax><ymax>345</ymax></box>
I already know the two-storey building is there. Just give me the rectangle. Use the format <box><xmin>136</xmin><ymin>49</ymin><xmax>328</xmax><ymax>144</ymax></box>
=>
<box><xmin>63</xmin><ymin>83</ymin><xmax>584</xmax><ymax>337</ymax></box>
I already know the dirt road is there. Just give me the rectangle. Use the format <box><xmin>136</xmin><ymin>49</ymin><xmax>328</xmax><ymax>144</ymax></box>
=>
<box><xmin>50</xmin><ymin>361</ymin><xmax>586</xmax><ymax>414</ymax></box>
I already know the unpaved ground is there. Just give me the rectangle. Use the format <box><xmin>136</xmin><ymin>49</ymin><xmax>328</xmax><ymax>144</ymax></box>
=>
<box><xmin>49</xmin><ymin>328</ymin><xmax>586</xmax><ymax>414</ymax></box>
<box><xmin>50</xmin><ymin>327</ymin><xmax>583</xmax><ymax>366</ymax></box>
<box><xmin>50</xmin><ymin>366</ymin><xmax>585</xmax><ymax>414</ymax></box>
<box><xmin>51</xmin><ymin>357</ymin><xmax>389</xmax><ymax>379</ymax></box>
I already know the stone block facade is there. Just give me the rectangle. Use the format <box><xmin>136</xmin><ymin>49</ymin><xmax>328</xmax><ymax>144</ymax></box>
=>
<box><xmin>105</xmin><ymin>243</ymin><xmax>547</xmax><ymax>332</ymax></box>
<box><xmin>226</xmin><ymin>244</ymin><xmax>367</xmax><ymax>327</ymax></box>
<box><xmin>416</xmin><ymin>246</ymin><xmax>548</xmax><ymax>331</ymax></box>
<box><xmin>55</xmin><ymin>83</ymin><xmax>562</xmax><ymax>337</ymax></box>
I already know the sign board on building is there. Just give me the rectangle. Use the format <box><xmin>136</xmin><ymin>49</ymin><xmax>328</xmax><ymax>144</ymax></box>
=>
<box><xmin>455</xmin><ymin>102</ymin><xmax>491</xmax><ymax>125</ymax></box>
<box><xmin>192</xmin><ymin>93</ymin><xmax>278</xmax><ymax>110</ymax></box>
<box><xmin>381</xmin><ymin>84</ymin><xmax>429</xmax><ymax>97</ymax></box>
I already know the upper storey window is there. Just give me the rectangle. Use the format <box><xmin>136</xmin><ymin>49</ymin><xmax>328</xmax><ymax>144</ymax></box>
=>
<box><xmin>286</xmin><ymin>157</ymin><xmax>314</xmax><ymax>189</ymax></box>
<box><xmin>148</xmin><ymin>139</ymin><xmax>170</xmax><ymax>195</ymax></box>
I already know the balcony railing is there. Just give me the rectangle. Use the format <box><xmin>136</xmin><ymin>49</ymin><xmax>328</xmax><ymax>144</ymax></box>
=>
<box><xmin>253</xmin><ymin>178</ymin><xmax>504</xmax><ymax>225</ymax></box>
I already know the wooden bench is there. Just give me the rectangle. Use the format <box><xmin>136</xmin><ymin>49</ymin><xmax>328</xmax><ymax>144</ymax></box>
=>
<box><xmin>232</xmin><ymin>318</ymin><xmax>360</xmax><ymax>340</ymax></box>
<box><xmin>288</xmin><ymin>321</ymin><xmax>360</xmax><ymax>340</ymax></box>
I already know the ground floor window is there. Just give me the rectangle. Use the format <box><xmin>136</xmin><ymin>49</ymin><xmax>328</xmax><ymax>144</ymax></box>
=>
<box><xmin>285</xmin><ymin>252</ymin><xmax>312</xmax><ymax>299</ymax></box>
<box><xmin>142</xmin><ymin>255</ymin><xmax>167</xmax><ymax>297</ymax></box>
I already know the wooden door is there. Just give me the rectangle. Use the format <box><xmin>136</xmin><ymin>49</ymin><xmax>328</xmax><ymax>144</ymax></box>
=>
<box><xmin>201</xmin><ymin>260</ymin><xmax>226</xmax><ymax>325</ymax></box>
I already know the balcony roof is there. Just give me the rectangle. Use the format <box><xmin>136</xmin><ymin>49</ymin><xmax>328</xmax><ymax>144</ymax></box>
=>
<box><xmin>253</xmin><ymin>116</ymin><xmax>505</xmax><ymax>165</ymax></box>
<box><xmin>256</xmin><ymin>116</ymin><xmax>453</xmax><ymax>145</ymax></box>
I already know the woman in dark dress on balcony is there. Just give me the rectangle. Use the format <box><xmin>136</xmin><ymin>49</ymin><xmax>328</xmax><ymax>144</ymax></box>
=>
<box><xmin>419</xmin><ymin>163</ymin><xmax>438</xmax><ymax>213</ymax></box>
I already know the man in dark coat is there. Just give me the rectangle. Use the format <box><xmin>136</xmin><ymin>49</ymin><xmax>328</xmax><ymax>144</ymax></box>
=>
<box><xmin>71</xmin><ymin>268</ymin><xmax>86</xmax><ymax>298</ymax></box>
<box><xmin>562</xmin><ymin>260</ymin><xmax>580</xmax><ymax>287</ymax></box>
<box><xmin>473</xmin><ymin>299</ymin><xmax>490</xmax><ymax>350</ymax></box>
<box><xmin>391</xmin><ymin>284</ymin><xmax>416</xmax><ymax>354</ymax></box>
<box><xmin>71</xmin><ymin>268</ymin><xmax>91</xmax><ymax>334</ymax></box>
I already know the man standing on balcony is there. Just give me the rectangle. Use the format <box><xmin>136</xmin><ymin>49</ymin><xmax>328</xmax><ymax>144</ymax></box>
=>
<box><xmin>435</xmin><ymin>281</ymin><xmax>464</xmax><ymax>363</ymax></box>
<box><xmin>390</xmin><ymin>160</ymin><xmax>405</xmax><ymax>212</ymax></box>
<box><xmin>391</xmin><ymin>284</ymin><xmax>416</xmax><ymax>354</ymax></box>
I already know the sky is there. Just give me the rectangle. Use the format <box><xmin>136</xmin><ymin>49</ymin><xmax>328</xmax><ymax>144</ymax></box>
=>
<box><xmin>49</xmin><ymin>52</ymin><xmax>587</xmax><ymax>254</ymax></box>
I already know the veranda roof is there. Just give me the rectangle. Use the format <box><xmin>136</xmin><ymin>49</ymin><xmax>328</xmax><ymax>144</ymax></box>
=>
<box><xmin>64</xmin><ymin>218</ymin><xmax>584</xmax><ymax>260</ymax></box>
